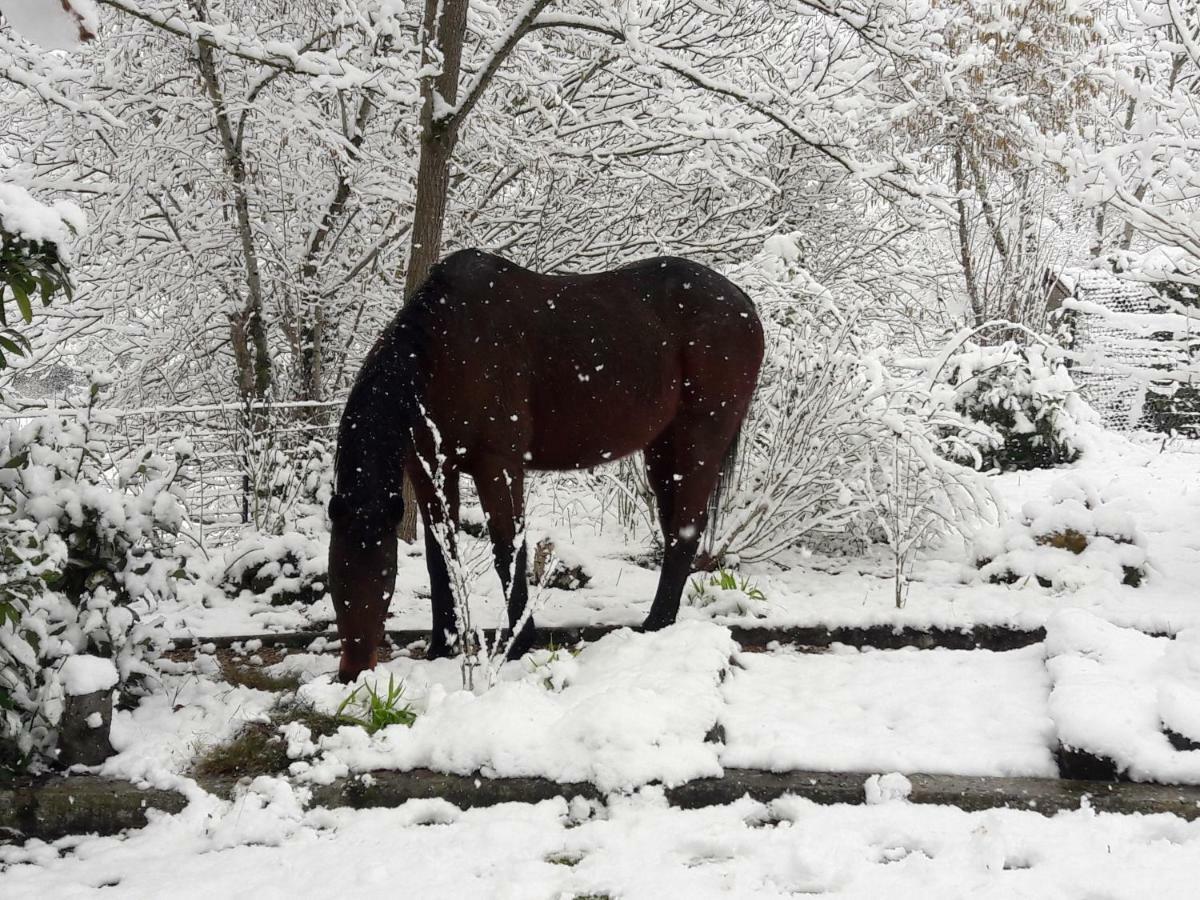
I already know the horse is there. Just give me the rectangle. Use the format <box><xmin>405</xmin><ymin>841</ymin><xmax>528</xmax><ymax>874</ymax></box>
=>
<box><xmin>328</xmin><ymin>249</ymin><xmax>764</xmax><ymax>683</ymax></box>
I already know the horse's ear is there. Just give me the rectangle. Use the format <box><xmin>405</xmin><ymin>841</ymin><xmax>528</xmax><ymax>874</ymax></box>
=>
<box><xmin>328</xmin><ymin>494</ymin><xmax>350</xmax><ymax>524</ymax></box>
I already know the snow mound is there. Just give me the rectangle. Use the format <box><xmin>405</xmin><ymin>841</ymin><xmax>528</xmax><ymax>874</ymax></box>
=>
<box><xmin>1045</xmin><ymin>610</ymin><xmax>1200</xmax><ymax>783</ymax></box>
<box><xmin>59</xmin><ymin>654</ymin><xmax>118</xmax><ymax>696</ymax></box>
<box><xmin>719</xmin><ymin>644</ymin><xmax>1056</xmax><ymax>777</ymax></box>
<box><xmin>864</xmin><ymin>772</ymin><xmax>912</xmax><ymax>804</ymax></box>
<box><xmin>294</xmin><ymin>621</ymin><xmax>735</xmax><ymax>792</ymax></box>
<box><xmin>971</xmin><ymin>476</ymin><xmax>1147</xmax><ymax>590</ymax></box>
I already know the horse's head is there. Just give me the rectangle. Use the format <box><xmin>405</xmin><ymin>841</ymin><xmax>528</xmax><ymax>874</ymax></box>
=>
<box><xmin>328</xmin><ymin>492</ymin><xmax>404</xmax><ymax>683</ymax></box>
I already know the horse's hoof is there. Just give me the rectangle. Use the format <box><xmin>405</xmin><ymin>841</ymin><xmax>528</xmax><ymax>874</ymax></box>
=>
<box><xmin>641</xmin><ymin>615</ymin><xmax>674</xmax><ymax>632</ymax></box>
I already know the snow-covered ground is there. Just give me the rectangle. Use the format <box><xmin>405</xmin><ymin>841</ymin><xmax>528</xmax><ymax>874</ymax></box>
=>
<box><xmin>5</xmin><ymin>430</ymin><xmax>1200</xmax><ymax>895</ymax></box>
<box><xmin>6</xmin><ymin>783</ymin><xmax>1200</xmax><ymax>898</ymax></box>
<box><xmin>720</xmin><ymin>645</ymin><xmax>1056</xmax><ymax>777</ymax></box>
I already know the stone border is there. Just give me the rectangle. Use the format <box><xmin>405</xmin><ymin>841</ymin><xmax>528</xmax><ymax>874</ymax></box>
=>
<box><xmin>6</xmin><ymin>768</ymin><xmax>1200</xmax><ymax>843</ymax></box>
<box><xmin>1</xmin><ymin>777</ymin><xmax>187</xmax><ymax>843</ymax></box>
<box><xmin>169</xmin><ymin>622</ymin><xmax>1052</xmax><ymax>654</ymax></box>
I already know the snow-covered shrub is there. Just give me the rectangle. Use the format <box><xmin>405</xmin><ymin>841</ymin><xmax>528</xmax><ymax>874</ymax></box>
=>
<box><xmin>0</xmin><ymin>393</ymin><xmax>184</xmax><ymax>771</ymax></box>
<box><xmin>708</xmin><ymin>317</ymin><xmax>994</xmax><ymax>564</ymax></box>
<box><xmin>971</xmin><ymin>478</ymin><xmax>1146</xmax><ymax>590</ymax></box>
<box><xmin>937</xmin><ymin>341</ymin><xmax>1090</xmax><ymax>471</ymax></box>
<box><xmin>242</xmin><ymin>435</ymin><xmax>335</xmax><ymax>535</ymax></box>
<box><xmin>221</xmin><ymin>531</ymin><xmax>329</xmax><ymax>607</ymax></box>
<box><xmin>220</xmin><ymin>436</ymin><xmax>333</xmax><ymax>607</ymax></box>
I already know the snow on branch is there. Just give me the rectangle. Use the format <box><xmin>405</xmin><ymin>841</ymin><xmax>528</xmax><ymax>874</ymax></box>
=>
<box><xmin>1167</xmin><ymin>0</ymin><xmax>1200</xmax><ymax>70</ymax></box>
<box><xmin>636</xmin><ymin>43</ymin><xmax>954</xmax><ymax>214</ymax></box>
<box><xmin>95</xmin><ymin>0</ymin><xmax>418</xmax><ymax>104</ymax></box>
<box><xmin>436</xmin><ymin>0</ymin><xmax>554</xmax><ymax>133</ymax></box>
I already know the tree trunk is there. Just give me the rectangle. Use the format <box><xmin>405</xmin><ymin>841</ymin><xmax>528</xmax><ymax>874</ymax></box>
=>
<box><xmin>397</xmin><ymin>0</ymin><xmax>470</xmax><ymax>542</ymax></box>
<box><xmin>953</xmin><ymin>143</ymin><xmax>985</xmax><ymax>329</ymax></box>
<box><xmin>190</xmin><ymin>0</ymin><xmax>271</xmax><ymax>403</ymax></box>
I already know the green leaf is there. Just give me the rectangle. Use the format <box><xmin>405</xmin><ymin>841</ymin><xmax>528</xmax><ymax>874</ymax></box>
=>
<box><xmin>0</xmin><ymin>333</ymin><xmax>28</xmax><ymax>357</ymax></box>
<box><xmin>0</xmin><ymin>602</ymin><xmax>21</xmax><ymax>630</ymax></box>
<box><xmin>11</xmin><ymin>281</ymin><xmax>32</xmax><ymax>324</ymax></box>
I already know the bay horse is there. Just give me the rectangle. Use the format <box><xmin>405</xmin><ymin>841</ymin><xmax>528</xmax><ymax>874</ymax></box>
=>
<box><xmin>328</xmin><ymin>249</ymin><xmax>763</xmax><ymax>683</ymax></box>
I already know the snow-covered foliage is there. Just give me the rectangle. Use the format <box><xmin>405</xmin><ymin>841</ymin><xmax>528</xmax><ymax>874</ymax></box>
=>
<box><xmin>937</xmin><ymin>341</ymin><xmax>1093</xmax><ymax>471</ymax></box>
<box><xmin>703</xmin><ymin>254</ymin><xmax>995</xmax><ymax>565</ymax></box>
<box><xmin>685</xmin><ymin>568</ymin><xmax>770</xmax><ymax>619</ymax></box>
<box><xmin>0</xmin><ymin>183</ymin><xmax>81</xmax><ymax>369</ymax></box>
<box><xmin>220</xmin><ymin>438</ymin><xmax>334</xmax><ymax>606</ymax></box>
<box><xmin>971</xmin><ymin>476</ymin><xmax>1147</xmax><ymax>590</ymax></box>
<box><xmin>0</xmin><ymin>388</ymin><xmax>185</xmax><ymax>771</ymax></box>
<box><xmin>220</xmin><ymin>531</ymin><xmax>329</xmax><ymax>609</ymax></box>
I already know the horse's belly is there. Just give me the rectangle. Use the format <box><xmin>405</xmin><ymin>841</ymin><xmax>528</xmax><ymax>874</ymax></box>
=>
<box><xmin>527</xmin><ymin>360</ymin><xmax>679</xmax><ymax>470</ymax></box>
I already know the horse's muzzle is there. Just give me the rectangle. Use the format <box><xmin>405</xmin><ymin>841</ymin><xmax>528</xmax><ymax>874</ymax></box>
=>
<box><xmin>337</xmin><ymin>647</ymin><xmax>379</xmax><ymax>684</ymax></box>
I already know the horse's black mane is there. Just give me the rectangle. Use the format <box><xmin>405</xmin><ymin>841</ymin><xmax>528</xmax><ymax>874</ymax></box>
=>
<box><xmin>334</xmin><ymin>305</ymin><xmax>433</xmax><ymax>514</ymax></box>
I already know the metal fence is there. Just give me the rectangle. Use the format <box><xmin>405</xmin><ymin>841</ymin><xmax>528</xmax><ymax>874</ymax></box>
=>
<box><xmin>1063</xmin><ymin>271</ymin><xmax>1200</xmax><ymax>436</ymax></box>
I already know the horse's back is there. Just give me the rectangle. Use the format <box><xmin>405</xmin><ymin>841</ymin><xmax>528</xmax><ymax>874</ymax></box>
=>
<box><xmin>412</xmin><ymin>249</ymin><xmax>763</xmax><ymax>471</ymax></box>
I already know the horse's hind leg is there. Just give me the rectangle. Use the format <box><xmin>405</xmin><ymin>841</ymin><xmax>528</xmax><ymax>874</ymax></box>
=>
<box><xmin>474</xmin><ymin>462</ymin><xmax>535</xmax><ymax>660</ymax></box>
<box><xmin>642</xmin><ymin>418</ymin><xmax>732</xmax><ymax>631</ymax></box>
<box><xmin>644</xmin><ymin>432</ymin><xmax>676</xmax><ymax>537</ymax></box>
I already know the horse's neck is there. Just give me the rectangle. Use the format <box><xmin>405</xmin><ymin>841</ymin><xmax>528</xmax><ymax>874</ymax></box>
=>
<box><xmin>339</xmin><ymin>339</ymin><xmax>423</xmax><ymax>504</ymax></box>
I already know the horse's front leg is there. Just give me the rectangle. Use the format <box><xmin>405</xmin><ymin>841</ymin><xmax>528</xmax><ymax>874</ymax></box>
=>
<box><xmin>416</xmin><ymin>467</ymin><xmax>460</xmax><ymax>659</ymax></box>
<box><xmin>475</xmin><ymin>462</ymin><xmax>535</xmax><ymax>660</ymax></box>
<box><xmin>423</xmin><ymin>521</ymin><xmax>458</xmax><ymax>659</ymax></box>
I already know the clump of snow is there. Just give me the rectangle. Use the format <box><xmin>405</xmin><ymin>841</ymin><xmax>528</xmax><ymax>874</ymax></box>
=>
<box><xmin>292</xmin><ymin>621</ymin><xmax>735</xmax><ymax>792</ymax></box>
<box><xmin>59</xmin><ymin>654</ymin><xmax>118</xmax><ymax>696</ymax></box>
<box><xmin>864</xmin><ymin>772</ymin><xmax>913</xmax><ymax>804</ymax></box>
<box><xmin>0</xmin><ymin>182</ymin><xmax>83</xmax><ymax>252</ymax></box>
<box><xmin>971</xmin><ymin>476</ymin><xmax>1147</xmax><ymax>590</ymax></box>
<box><xmin>1045</xmin><ymin>610</ymin><xmax>1200</xmax><ymax>783</ymax></box>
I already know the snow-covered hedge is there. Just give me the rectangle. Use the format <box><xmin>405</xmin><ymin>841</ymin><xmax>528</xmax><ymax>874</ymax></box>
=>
<box><xmin>0</xmin><ymin>391</ymin><xmax>185</xmax><ymax>772</ymax></box>
<box><xmin>971</xmin><ymin>478</ymin><xmax>1146</xmax><ymax>590</ymax></box>
<box><xmin>937</xmin><ymin>341</ymin><xmax>1091</xmax><ymax>472</ymax></box>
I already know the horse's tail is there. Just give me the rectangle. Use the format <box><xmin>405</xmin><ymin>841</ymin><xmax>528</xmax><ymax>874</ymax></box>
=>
<box><xmin>706</xmin><ymin>422</ymin><xmax>742</xmax><ymax>547</ymax></box>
